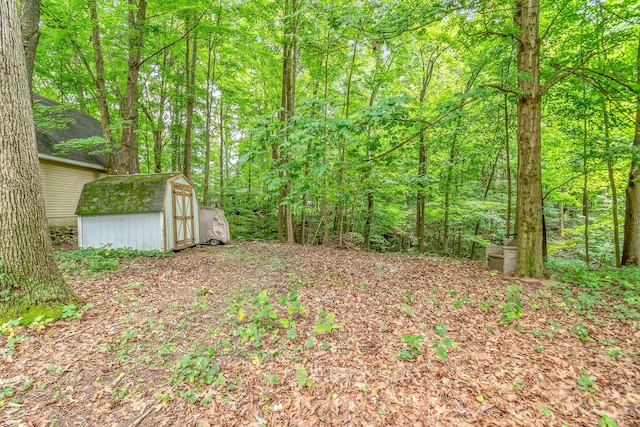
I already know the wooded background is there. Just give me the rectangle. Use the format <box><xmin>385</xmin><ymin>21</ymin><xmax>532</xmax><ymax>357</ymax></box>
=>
<box><xmin>31</xmin><ymin>0</ymin><xmax>639</xmax><ymax>268</ymax></box>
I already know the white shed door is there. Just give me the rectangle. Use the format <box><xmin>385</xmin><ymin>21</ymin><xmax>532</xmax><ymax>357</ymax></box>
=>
<box><xmin>172</xmin><ymin>182</ymin><xmax>195</xmax><ymax>250</ymax></box>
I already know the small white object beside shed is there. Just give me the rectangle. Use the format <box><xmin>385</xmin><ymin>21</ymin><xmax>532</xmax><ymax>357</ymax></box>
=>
<box><xmin>76</xmin><ymin>173</ymin><xmax>199</xmax><ymax>251</ymax></box>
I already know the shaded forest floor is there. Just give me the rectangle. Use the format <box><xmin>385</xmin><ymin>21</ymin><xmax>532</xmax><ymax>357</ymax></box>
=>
<box><xmin>1</xmin><ymin>242</ymin><xmax>639</xmax><ymax>426</ymax></box>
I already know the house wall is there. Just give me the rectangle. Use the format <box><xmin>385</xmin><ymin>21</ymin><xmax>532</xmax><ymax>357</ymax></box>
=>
<box><xmin>39</xmin><ymin>159</ymin><xmax>105</xmax><ymax>227</ymax></box>
<box><xmin>78</xmin><ymin>212</ymin><xmax>164</xmax><ymax>251</ymax></box>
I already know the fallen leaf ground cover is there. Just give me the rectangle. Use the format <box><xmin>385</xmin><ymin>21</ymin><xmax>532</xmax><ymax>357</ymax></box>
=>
<box><xmin>1</xmin><ymin>242</ymin><xmax>639</xmax><ymax>426</ymax></box>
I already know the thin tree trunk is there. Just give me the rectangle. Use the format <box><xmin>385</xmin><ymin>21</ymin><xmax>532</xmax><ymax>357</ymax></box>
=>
<box><xmin>604</xmin><ymin>103</ymin><xmax>621</xmax><ymax>266</ymax></box>
<box><xmin>622</xmin><ymin>33</ymin><xmax>640</xmax><ymax>266</ymax></box>
<box><xmin>0</xmin><ymin>0</ymin><xmax>80</xmax><ymax>311</ymax></box>
<box><xmin>219</xmin><ymin>97</ymin><xmax>225</xmax><ymax>206</ymax></box>
<box><xmin>514</xmin><ymin>0</ymin><xmax>544</xmax><ymax>277</ymax></box>
<box><xmin>117</xmin><ymin>0</ymin><xmax>147</xmax><ymax>174</ymax></box>
<box><xmin>582</xmin><ymin>107</ymin><xmax>590</xmax><ymax>263</ymax></box>
<box><xmin>203</xmin><ymin>35</ymin><xmax>217</xmax><ymax>206</ymax></box>
<box><xmin>505</xmin><ymin>92</ymin><xmax>512</xmax><ymax>238</ymax></box>
<box><xmin>286</xmin><ymin>0</ymin><xmax>297</xmax><ymax>244</ymax></box>
<box><xmin>183</xmin><ymin>14</ymin><xmax>197</xmax><ymax>179</ymax></box>
<box><xmin>470</xmin><ymin>150</ymin><xmax>501</xmax><ymax>258</ymax></box>
<box><xmin>153</xmin><ymin>48</ymin><xmax>169</xmax><ymax>173</ymax></box>
<box><xmin>322</xmin><ymin>32</ymin><xmax>330</xmax><ymax>245</ymax></box>
<box><xmin>87</xmin><ymin>0</ymin><xmax>115</xmax><ymax>174</ymax></box>
<box><xmin>336</xmin><ymin>32</ymin><xmax>360</xmax><ymax>245</ymax></box>
<box><xmin>416</xmin><ymin>46</ymin><xmax>439</xmax><ymax>252</ymax></box>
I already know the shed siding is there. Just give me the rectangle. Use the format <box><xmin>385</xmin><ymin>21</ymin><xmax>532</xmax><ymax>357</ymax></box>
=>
<box><xmin>78</xmin><ymin>212</ymin><xmax>164</xmax><ymax>251</ymax></box>
<box><xmin>164</xmin><ymin>176</ymin><xmax>200</xmax><ymax>251</ymax></box>
<box><xmin>39</xmin><ymin>159</ymin><xmax>105</xmax><ymax>226</ymax></box>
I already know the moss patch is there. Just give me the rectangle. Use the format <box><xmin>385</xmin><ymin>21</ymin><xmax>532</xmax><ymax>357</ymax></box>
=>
<box><xmin>0</xmin><ymin>303</ymin><xmax>64</xmax><ymax>325</ymax></box>
<box><xmin>76</xmin><ymin>173</ymin><xmax>178</xmax><ymax>215</ymax></box>
<box><xmin>19</xmin><ymin>304</ymin><xmax>64</xmax><ymax>324</ymax></box>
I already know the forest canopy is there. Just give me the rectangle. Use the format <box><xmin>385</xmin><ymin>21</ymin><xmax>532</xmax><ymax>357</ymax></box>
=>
<box><xmin>32</xmin><ymin>0</ymin><xmax>640</xmax><ymax>270</ymax></box>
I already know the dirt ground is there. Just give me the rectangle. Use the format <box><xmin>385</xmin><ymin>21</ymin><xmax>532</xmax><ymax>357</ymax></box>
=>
<box><xmin>1</xmin><ymin>242</ymin><xmax>639</xmax><ymax>426</ymax></box>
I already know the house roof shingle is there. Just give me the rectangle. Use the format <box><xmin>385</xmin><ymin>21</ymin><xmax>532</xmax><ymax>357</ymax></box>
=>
<box><xmin>34</xmin><ymin>94</ymin><xmax>107</xmax><ymax>169</ymax></box>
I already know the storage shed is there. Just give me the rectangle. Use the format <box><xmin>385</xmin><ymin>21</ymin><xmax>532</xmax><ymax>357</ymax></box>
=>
<box><xmin>76</xmin><ymin>173</ymin><xmax>199</xmax><ymax>251</ymax></box>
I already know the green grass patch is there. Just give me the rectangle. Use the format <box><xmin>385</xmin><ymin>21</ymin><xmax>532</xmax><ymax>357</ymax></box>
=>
<box><xmin>56</xmin><ymin>247</ymin><xmax>172</xmax><ymax>274</ymax></box>
<box><xmin>546</xmin><ymin>259</ymin><xmax>640</xmax><ymax>300</ymax></box>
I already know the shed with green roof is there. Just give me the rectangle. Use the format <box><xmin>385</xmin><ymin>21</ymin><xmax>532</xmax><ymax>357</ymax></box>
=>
<box><xmin>76</xmin><ymin>173</ymin><xmax>199</xmax><ymax>251</ymax></box>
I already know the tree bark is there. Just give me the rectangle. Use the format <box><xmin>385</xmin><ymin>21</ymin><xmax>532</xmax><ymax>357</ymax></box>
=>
<box><xmin>514</xmin><ymin>0</ymin><xmax>544</xmax><ymax>277</ymax></box>
<box><xmin>219</xmin><ymin>97</ymin><xmax>225</xmax><ymax>207</ymax></box>
<box><xmin>117</xmin><ymin>0</ymin><xmax>147</xmax><ymax>174</ymax></box>
<box><xmin>505</xmin><ymin>91</ymin><xmax>512</xmax><ymax>238</ymax></box>
<box><xmin>622</xmin><ymin>33</ymin><xmax>640</xmax><ymax>266</ymax></box>
<box><xmin>87</xmin><ymin>0</ymin><xmax>115</xmax><ymax>174</ymax></box>
<box><xmin>582</xmin><ymin>107</ymin><xmax>590</xmax><ymax>263</ymax></box>
<box><xmin>203</xmin><ymin>36</ymin><xmax>217</xmax><ymax>206</ymax></box>
<box><xmin>0</xmin><ymin>0</ymin><xmax>79</xmax><ymax>312</ymax></box>
<box><xmin>18</xmin><ymin>0</ymin><xmax>40</xmax><ymax>93</ymax></box>
<box><xmin>183</xmin><ymin>13</ymin><xmax>197</xmax><ymax>179</ymax></box>
<box><xmin>336</xmin><ymin>32</ymin><xmax>360</xmax><ymax>245</ymax></box>
<box><xmin>604</xmin><ymin>103</ymin><xmax>621</xmax><ymax>266</ymax></box>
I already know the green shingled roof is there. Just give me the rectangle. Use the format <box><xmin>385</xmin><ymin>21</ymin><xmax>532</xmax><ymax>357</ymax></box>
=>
<box><xmin>76</xmin><ymin>173</ymin><xmax>179</xmax><ymax>215</ymax></box>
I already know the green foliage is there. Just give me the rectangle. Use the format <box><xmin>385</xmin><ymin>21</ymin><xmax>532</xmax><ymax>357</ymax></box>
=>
<box><xmin>61</xmin><ymin>303</ymin><xmax>93</xmax><ymax>321</ymax></box>
<box><xmin>397</xmin><ymin>334</ymin><xmax>424</xmax><ymax>360</ymax></box>
<box><xmin>568</xmin><ymin>323</ymin><xmax>590</xmax><ymax>341</ymax></box>
<box><xmin>599</xmin><ymin>413</ymin><xmax>617</xmax><ymax>427</ymax></box>
<box><xmin>296</xmin><ymin>368</ymin><xmax>312</xmax><ymax>387</ymax></box>
<box><xmin>430</xmin><ymin>323</ymin><xmax>457</xmax><ymax>362</ymax></box>
<box><xmin>313</xmin><ymin>311</ymin><xmax>340</xmax><ymax>335</ymax></box>
<box><xmin>169</xmin><ymin>353</ymin><xmax>225</xmax><ymax>388</ymax></box>
<box><xmin>499</xmin><ymin>286</ymin><xmax>523</xmax><ymax>324</ymax></box>
<box><xmin>230</xmin><ymin>290</ymin><xmax>305</xmax><ymax>350</ymax></box>
<box><xmin>538</xmin><ymin>405</ymin><xmax>554</xmax><ymax>418</ymax></box>
<box><xmin>577</xmin><ymin>370</ymin><xmax>596</xmax><ymax>393</ymax></box>
<box><xmin>57</xmin><ymin>247</ymin><xmax>171</xmax><ymax>275</ymax></box>
<box><xmin>546</xmin><ymin>260</ymin><xmax>640</xmax><ymax>312</ymax></box>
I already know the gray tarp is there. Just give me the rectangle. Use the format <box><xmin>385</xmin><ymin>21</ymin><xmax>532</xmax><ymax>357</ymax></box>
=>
<box><xmin>199</xmin><ymin>207</ymin><xmax>231</xmax><ymax>244</ymax></box>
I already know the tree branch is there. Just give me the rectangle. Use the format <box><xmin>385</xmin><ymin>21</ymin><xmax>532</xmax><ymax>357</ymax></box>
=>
<box><xmin>540</xmin><ymin>1</ymin><xmax>570</xmax><ymax>42</ymax></box>
<box><xmin>139</xmin><ymin>7</ymin><xmax>210</xmax><ymax>67</ymax></box>
<box><xmin>484</xmin><ymin>83</ymin><xmax>519</xmax><ymax>96</ymax></box>
<box><xmin>580</xmin><ymin>67</ymin><xmax>636</xmax><ymax>92</ymax></box>
<box><xmin>366</xmin><ymin>98</ymin><xmax>477</xmax><ymax>162</ymax></box>
<box><xmin>541</xmin><ymin>50</ymin><xmax>598</xmax><ymax>94</ymax></box>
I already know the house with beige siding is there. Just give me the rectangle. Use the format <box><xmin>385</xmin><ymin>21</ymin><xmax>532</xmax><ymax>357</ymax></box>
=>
<box><xmin>35</xmin><ymin>95</ymin><xmax>107</xmax><ymax>227</ymax></box>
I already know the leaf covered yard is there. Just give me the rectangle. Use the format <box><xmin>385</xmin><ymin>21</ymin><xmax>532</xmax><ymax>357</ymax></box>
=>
<box><xmin>1</xmin><ymin>243</ymin><xmax>639</xmax><ymax>426</ymax></box>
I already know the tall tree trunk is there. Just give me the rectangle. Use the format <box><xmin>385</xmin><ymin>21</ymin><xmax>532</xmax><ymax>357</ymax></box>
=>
<box><xmin>514</xmin><ymin>0</ymin><xmax>544</xmax><ymax>277</ymax></box>
<box><xmin>276</xmin><ymin>0</ymin><xmax>297</xmax><ymax>243</ymax></box>
<box><xmin>362</xmin><ymin>188</ymin><xmax>374</xmax><ymax>250</ymax></box>
<box><xmin>203</xmin><ymin>36</ymin><xmax>217</xmax><ymax>206</ymax></box>
<box><xmin>622</xmin><ymin>33</ymin><xmax>640</xmax><ymax>266</ymax></box>
<box><xmin>183</xmin><ymin>14</ymin><xmax>197</xmax><ymax>179</ymax></box>
<box><xmin>153</xmin><ymin>48</ymin><xmax>169</xmax><ymax>173</ymax></box>
<box><xmin>416</xmin><ymin>134</ymin><xmax>427</xmax><ymax>252</ymax></box>
<box><xmin>18</xmin><ymin>0</ymin><xmax>40</xmax><ymax>93</ymax></box>
<box><xmin>442</xmin><ymin>126</ymin><xmax>458</xmax><ymax>254</ymax></box>
<box><xmin>117</xmin><ymin>0</ymin><xmax>147</xmax><ymax>175</ymax></box>
<box><xmin>604</xmin><ymin>103</ymin><xmax>621</xmax><ymax>266</ymax></box>
<box><xmin>219</xmin><ymin>97</ymin><xmax>225</xmax><ymax>207</ymax></box>
<box><xmin>87</xmin><ymin>0</ymin><xmax>115</xmax><ymax>174</ymax></box>
<box><xmin>0</xmin><ymin>0</ymin><xmax>80</xmax><ymax>311</ymax></box>
<box><xmin>505</xmin><ymin>91</ymin><xmax>512</xmax><ymax>238</ymax></box>
<box><xmin>321</xmin><ymin>34</ymin><xmax>330</xmax><ymax>245</ymax></box>
<box><xmin>582</xmin><ymin>108</ymin><xmax>590</xmax><ymax>263</ymax></box>
<box><xmin>285</xmin><ymin>0</ymin><xmax>298</xmax><ymax>244</ymax></box>
<box><xmin>416</xmin><ymin>46</ymin><xmax>439</xmax><ymax>252</ymax></box>
<box><xmin>336</xmin><ymin>32</ymin><xmax>360</xmax><ymax>245</ymax></box>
